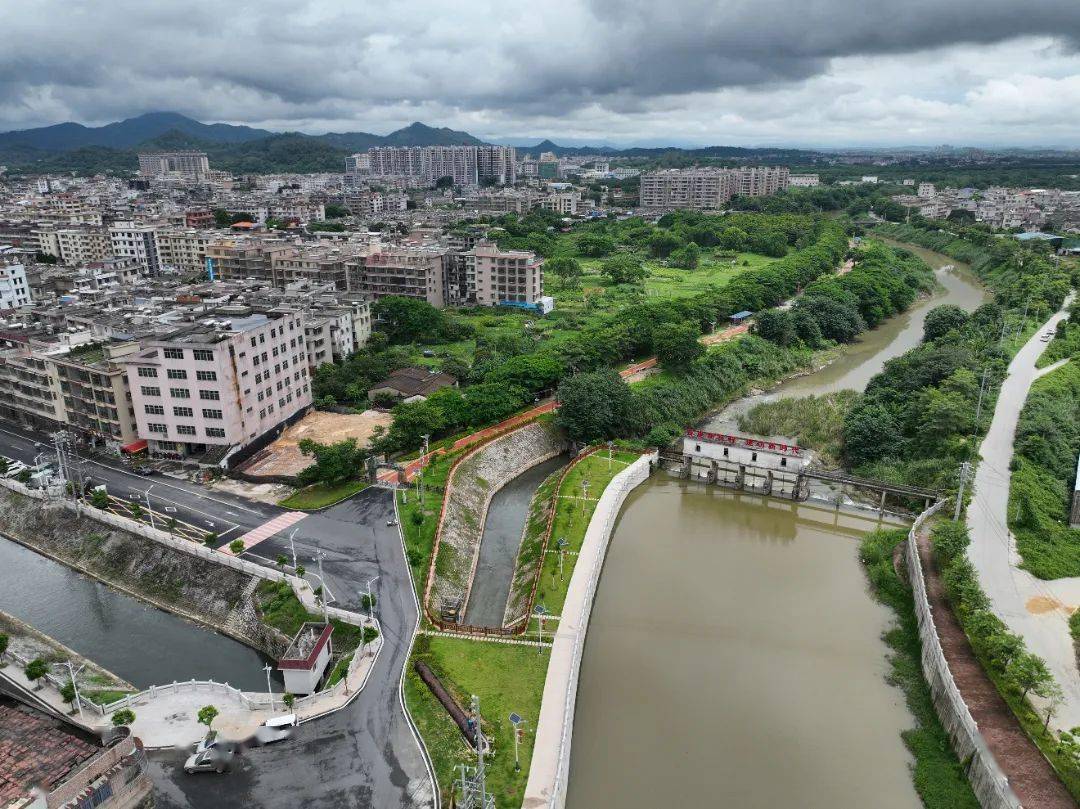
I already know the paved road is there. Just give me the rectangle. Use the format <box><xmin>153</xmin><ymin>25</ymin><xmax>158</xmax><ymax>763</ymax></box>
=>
<box><xmin>0</xmin><ymin>424</ymin><xmax>282</xmax><ymax>543</ymax></box>
<box><xmin>0</xmin><ymin>423</ymin><xmax>435</xmax><ymax>807</ymax></box>
<box><xmin>966</xmin><ymin>294</ymin><xmax>1080</xmax><ymax>731</ymax></box>
<box><xmin>148</xmin><ymin>489</ymin><xmax>434</xmax><ymax>808</ymax></box>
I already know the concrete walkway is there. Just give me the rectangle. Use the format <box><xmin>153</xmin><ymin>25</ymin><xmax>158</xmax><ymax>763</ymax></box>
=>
<box><xmin>966</xmin><ymin>293</ymin><xmax>1080</xmax><ymax>730</ymax></box>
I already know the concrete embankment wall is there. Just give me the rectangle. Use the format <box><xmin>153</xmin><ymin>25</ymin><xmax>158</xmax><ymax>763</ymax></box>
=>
<box><xmin>904</xmin><ymin>503</ymin><xmax>1022</xmax><ymax>809</ymax></box>
<box><xmin>523</xmin><ymin>452</ymin><xmax>656</xmax><ymax>809</ymax></box>
<box><xmin>428</xmin><ymin>420</ymin><xmax>567</xmax><ymax>618</ymax></box>
<box><xmin>0</xmin><ymin>487</ymin><xmax>290</xmax><ymax>658</ymax></box>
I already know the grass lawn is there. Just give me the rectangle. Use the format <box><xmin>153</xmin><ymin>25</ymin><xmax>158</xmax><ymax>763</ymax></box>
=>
<box><xmin>407</xmin><ymin>635</ymin><xmax>548</xmax><ymax>808</ymax></box>
<box><xmin>86</xmin><ymin>689</ymin><xmax>135</xmax><ymax>706</ymax></box>
<box><xmin>278</xmin><ymin>479</ymin><xmax>368</xmax><ymax>510</ymax></box>
<box><xmin>254</xmin><ymin>580</ymin><xmax>365</xmax><ymax>657</ymax></box>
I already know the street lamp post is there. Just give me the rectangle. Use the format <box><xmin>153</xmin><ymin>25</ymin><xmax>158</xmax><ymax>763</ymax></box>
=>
<box><xmin>533</xmin><ymin>603</ymin><xmax>548</xmax><ymax>655</ymax></box>
<box><xmin>508</xmin><ymin>712</ymin><xmax>525</xmax><ymax>771</ymax></box>
<box><xmin>364</xmin><ymin>575</ymin><xmax>380</xmax><ymax>620</ymax></box>
<box><xmin>556</xmin><ymin>538</ymin><xmax>569</xmax><ymax>582</ymax></box>
<box><xmin>64</xmin><ymin>661</ymin><xmax>85</xmax><ymax>719</ymax></box>
<box><xmin>314</xmin><ymin>551</ymin><xmax>329</xmax><ymax>622</ymax></box>
<box><xmin>288</xmin><ymin>528</ymin><xmax>299</xmax><ymax>571</ymax></box>
<box><xmin>143</xmin><ymin>485</ymin><xmax>155</xmax><ymax>530</ymax></box>
<box><xmin>263</xmin><ymin>663</ymin><xmax>274</xmax><ymax>711</ymax></box>
<box><xmin>420</xmin><ymin>434</ymin><xmax>430</xmax><ymax>505</ymax></box>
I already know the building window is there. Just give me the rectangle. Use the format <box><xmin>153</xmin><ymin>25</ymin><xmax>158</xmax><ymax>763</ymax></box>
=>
<box><xmin>202</xmin><ymin>409</ymin><xmax>223</xmax><ymax>419</ymax></box>
<box><xmin>144</xmin><ymin>404</ymin><xmax>164</xmax><ymax>415</ymax></box>
<box><xmin>196</xmin><ymin>370</ymin><xmax>217</xmax><ymax>381</ymax></box>
<box><xmin>148</xmin><ymin>422</ymin><xmax>167</xmax><ymax>434</ymax></box>
<box><xmin>259</xmin><ymin>409</ymin><xmax>266</xmax><ymax>419</ymax></box>
<box><xmin>206</xmin><ymin>427</ymin><xmax>226</xmax><ymax>438</ymax></box>
<box><xmin>137</xmin><ymin>367</ymin><xmax>157</xmax><ymax>378</ymax></box>
<box><xmin>141</xmin><ymin>386</ymin><xmax>161</xmax><ymax>397</ymax></box>
<box><xmin>163</xmin><ymin>348</ymin><xmax>184</xmax><ymax>359</ymax></box>
<box><xmin>255</xmin><ymin>373</ymin><xmax>262</xmax><ymax>384</ymax></box>
<box><xmin>166</xmin><ymin>369</ymin><xmax>187</xmax><ymax>380</ymax></box>
<box><xmin>173</xmin><ymin>406</ymin><xmax>193</xmax><ymax>417</ymax></box>
<box><xmin>193</xmin><ymin>349</ymin><xmax>213</xmax><ymax>361</ymax></box>
<box><xmin>176</xmin><ymin>425</ymin><xmax>196</xmax><ymax>436</ymax></box>
<box><xmin>751</xmin><ymin>452</ymin><xmax>758</xmax><ymax>462</ymax></box>
<box><xmin>780</xmin><ymin>457</ymin><xmax>788</xmax><ymax>467</ymax></box>
<box><xmin>199</xmin><ymin>389</ymin><xmax>220</xmax><ymax>401</ymax></box>
<box><xmin>250</xmin><ymin>337</ymin><xmax>257</xmax><ymax>348</ymax></box>
<box><xmin>170</xmin><ymin>387</ymin><xmax>190</xmax><ymax>398</ymax></box>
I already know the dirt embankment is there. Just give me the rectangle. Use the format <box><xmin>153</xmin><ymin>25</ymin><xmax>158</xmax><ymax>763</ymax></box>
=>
<box><xmin>0</xmin><ymin>490</ymin><xmax>290</xmax><ymax>658</ymax></box>
<box><xmin>430</xmin><ymin>420</ymin><xmax>567</xmax><ymax>617</ymax></box>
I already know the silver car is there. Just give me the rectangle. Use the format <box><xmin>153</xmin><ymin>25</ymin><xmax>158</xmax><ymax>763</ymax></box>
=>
<box><xmin>183</xmin><ymin>746</ymin><xmax>233</xmax><ymax>774</ymax></box>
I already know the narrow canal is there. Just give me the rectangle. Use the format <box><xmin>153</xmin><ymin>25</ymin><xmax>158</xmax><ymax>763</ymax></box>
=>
<box><xmin>0</xmin><ymin>538</ymin><xmax>278</xmax><ymax>691</ymax></box>
<box><xmin>567</xmin><ymin>243</ymin><xmax>985</xmax><ymax>808</ymax></box>
<box><xmin>464</xmin><ymin>454</ymin><xmax>568</xmax><ymax>627</ymax></box>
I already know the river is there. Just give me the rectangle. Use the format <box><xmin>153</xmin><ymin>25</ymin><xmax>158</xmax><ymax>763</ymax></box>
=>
<box><xmin>0</xmin><ymin>538</ymin><xmax>278</xmax><ymax>691</ymax></box>
<box><xmin>566</xmin><ymin>242</ymin><xmax>985</xmax><ymax>808</ymax></box>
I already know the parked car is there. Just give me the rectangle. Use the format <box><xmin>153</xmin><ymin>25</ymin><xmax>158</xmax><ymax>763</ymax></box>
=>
<box><xmin>192</xmin><ymin>731</ymin><xmax>219</xmax><ymax>755</ymax></box>
<box><xmin>252</xmin><ymin>714</ymin><xmax>295</xmax><ymax>746</ymax></box>
<box><xmin>184</xmin><ymin>746</ymin><xmax>234</xmax><ymax>774</ymax></box>
<box><xmin>134</xmin><ymin>466</ymin><xmax>155</xmax><ymax>476</ymax></box>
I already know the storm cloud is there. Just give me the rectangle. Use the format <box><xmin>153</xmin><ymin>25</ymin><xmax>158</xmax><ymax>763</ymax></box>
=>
<box><xmin>2</xmin><ymin>0</ymin><xmax>1079</xmax><ymax>145</ymax></box>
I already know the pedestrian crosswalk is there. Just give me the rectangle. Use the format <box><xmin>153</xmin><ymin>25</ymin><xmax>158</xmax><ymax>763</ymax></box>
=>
<box><xmin>222</xmin><ymin>511</ymin><xmax>307</xmax><ymax>555</ymax></box>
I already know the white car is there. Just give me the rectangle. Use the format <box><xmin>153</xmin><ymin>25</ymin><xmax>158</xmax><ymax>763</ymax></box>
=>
<box><xmin>252</xmin><ymin>713</ymin><xmax>296</xmax><ymax>746</ymax></box>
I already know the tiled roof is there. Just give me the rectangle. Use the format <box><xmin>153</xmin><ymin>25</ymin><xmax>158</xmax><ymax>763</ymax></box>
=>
<box><xmin>0</xmin><ymin>697</ymin><xmax>99</xmax><ymax>804</ymax></box>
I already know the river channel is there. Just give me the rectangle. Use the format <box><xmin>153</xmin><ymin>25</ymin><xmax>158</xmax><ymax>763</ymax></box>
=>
<box><xmin>566</xmin><ymin>242</ymin><xmax>985</xmax><ymax>808</ymax></box>
<box><xmin>0</xmin><ymin>538</ymin><xmax>278</xmax><ymax>691</ymax></box>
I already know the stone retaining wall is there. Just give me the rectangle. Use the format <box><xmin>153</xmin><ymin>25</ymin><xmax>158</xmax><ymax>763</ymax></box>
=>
<box><xmin>0</xmin><ymin>488</ymin><xmax>290</xmax><ymax>658</ymax></box>
<box><xmin>904</xmin><ymin>502</ymin><xmax>1023</xmax><ymax>809</ymax></box>
<box><xmin>428</xmin><ymin>421</ymin><xmax>567</xmax><ymax>620</ymax></box>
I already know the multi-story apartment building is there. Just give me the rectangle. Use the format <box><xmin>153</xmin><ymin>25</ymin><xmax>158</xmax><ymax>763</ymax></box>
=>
<box><xmin>123</xmin><ymin>312</ymin><xmax>312</xmax><ymax>460</ymax></box>
<box><xmin>639</xmin><ymin>166</ymin><xmax>790</xmax><ymax>209</ymax></box>
<box><xmin>468</xmin><ymin>241</ymin><xmax>544</xmax><ymax>306</ymax></box>
<box><xmin>0</xmin><ymin>262</ymin><xmax>31</xmax><ymax>309</ymax></box>
<box><xmin>788</xmin><ymin>173</ymin><xmax>820</xmax><ymax>187</ymax></box>
<box><xmin>367</xmin><ymin>145</ymin><xmax>517</xmax><ymax>186</ymax></box>
<box><xmin>109</xmin><ymin>221</ymin><xmax>162</xmax><ymax>275</ymax></box>
<box><xmin>345</xmin><ymin>152</ymin><xmax>371</xmax><ymax>176</ymax></box>
<box><xmin>355</xmin><ymin>245</ymin><xmax>446</xmax><ymax>307</ymax></box>
<box><xmin>204</xmin><ymin>239</ymin><xmax>292</xmax><ymax>284</ymax></box>
<box><xmin>53</xmin><ymin>341</ymin><xmax>141</xmax><ymax>446</ymax></box>
<box><xmin>0</xmin><ymin>346</ymin><xmax>64</xmax><ymax>431</ymax></box>
<box><xmin>541</xmin><ymin>191</ymin><xmax>581</xmax><ymax>216</ymax></box>
<box><xmin>156</xmin><ymin>228</ymin><xmax>213</xmax><ymax>274</ymax></box>
<box><xmin>138</xmin><ymin>150</ymin><xmax>211</xmax><ymax>179</ymax></box>
<box><xmin>34</xmin><ymin>224</ymin><xmax>110</xmax><ymax>265</ymax></box>
<box><xmin>272</xmin><ymin>248</ymin><xmax>351</xmax><ymax>289</ymax></box>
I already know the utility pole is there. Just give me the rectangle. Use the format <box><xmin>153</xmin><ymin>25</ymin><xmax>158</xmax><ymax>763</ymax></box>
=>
<box><xmin>64</xmin><ymin>661</ymin><xmax>85</xmax><ymax>719</ymax></box>
<box><xmin>263</xmin><ymin>663</ymin><xmax>274</xmax><ymax>711</ymax></box>
<box><xmin>954</xmin><ymin>461</ymin><xmax>971</xmax><ymax>521</ymax></box>
<box><xmin>456</xmin><ymin>697</ymin><xmax>495</xmax><ymax>809</ymax></box>
<box><xmin>975</xmin><ymin>367</ymin><xmax>990</xmax><ymax>424</ymax></box>
<box><xmin>420</xmin><ymin>434</ymin><xmax>430</xmax><ymax>506</ymax></box>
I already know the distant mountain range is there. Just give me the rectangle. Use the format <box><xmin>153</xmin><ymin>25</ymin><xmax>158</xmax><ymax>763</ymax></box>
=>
<box><xmin>0</xmin><ymin>111</ymin><xmax>827</xmax><ymax>174</ymax></box>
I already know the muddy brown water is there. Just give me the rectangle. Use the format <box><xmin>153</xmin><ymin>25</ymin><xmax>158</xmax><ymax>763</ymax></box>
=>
<box><xmin>566</xmin><ymin>242</ymin><xmax>986</xmax><ymax>808</ymax></box>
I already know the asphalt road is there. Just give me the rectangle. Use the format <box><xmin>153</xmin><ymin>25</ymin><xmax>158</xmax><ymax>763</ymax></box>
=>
<box><xmin>0</xmin><ymin>423</ymin><xmax>436</xmax><ymax>807</ymax></box>
<box><xmin>149</xmin><ymin>489</ymin><xmax>434</xmax><ymax>808</ymax></box>
<box><xmin>0</xmin><ymin>423</ymin><xmax>282</xmax><ymax>543</ymax></box>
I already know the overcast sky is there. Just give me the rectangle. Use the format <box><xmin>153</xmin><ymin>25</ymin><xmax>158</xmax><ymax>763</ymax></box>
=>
<box><xmin>3</xmin><ymin>0</ymin><xmax>1080</xmax><ymax>147</ymax></box>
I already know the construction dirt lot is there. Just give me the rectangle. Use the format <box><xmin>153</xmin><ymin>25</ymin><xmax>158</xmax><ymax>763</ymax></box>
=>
<box><xmin>239</xmin><ymin>409</ymin><xmax>394</xmax><ymax>478</ymax></box>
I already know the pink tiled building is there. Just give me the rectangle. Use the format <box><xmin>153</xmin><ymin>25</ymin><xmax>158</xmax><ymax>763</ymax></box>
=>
<box><xmin>123</xmin><ymin>311</ymin><xmax>311</xmax><ymax>461</ymax></box>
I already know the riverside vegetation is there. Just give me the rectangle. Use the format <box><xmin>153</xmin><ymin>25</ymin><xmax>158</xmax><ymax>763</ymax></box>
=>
<box><xmin>740</xmin><ymin>221</ymin><xmax>1080</xmax><ymax>800</ymax></box>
